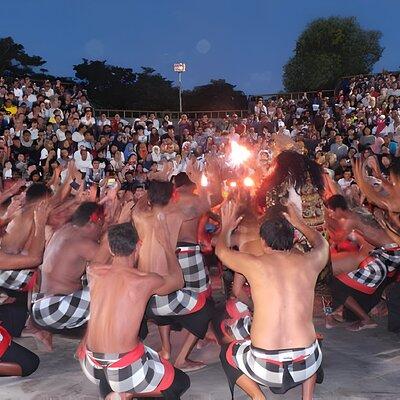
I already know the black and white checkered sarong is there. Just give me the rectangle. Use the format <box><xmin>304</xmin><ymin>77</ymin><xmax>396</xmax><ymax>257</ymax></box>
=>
<box><xmin>227</xmin><ymin>339</ymin><xmax>322</xmax><ymax>388</ymax></box>
<box><xmin>31</xmin><ymin>286</ymin><xmax>90</xmax><ymax>330</ymax></box>
<box><xmin>0</xmin><ymin>269</ymin><xmax>35</xmax><ymax>291</ymax></box>
<box><xmin>340</xmin><ymin>243</ymin><xmax>400</xmax><ymax>294</ymax></box>
<box><xmin>81</xmin><ymin>342</ymin><xmax>168</xmax><ymax>394</ymax></box>
<box><xmin>147</xmin><ymin>245</ymin><xmax>210</xmax><ymax>317</ymax></box>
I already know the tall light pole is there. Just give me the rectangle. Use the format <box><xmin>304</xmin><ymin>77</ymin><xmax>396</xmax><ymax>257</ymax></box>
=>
<box><xmin>174</xmin><ymin>63</ymin><xmax>186</xmax><ymax>114</ymax></box>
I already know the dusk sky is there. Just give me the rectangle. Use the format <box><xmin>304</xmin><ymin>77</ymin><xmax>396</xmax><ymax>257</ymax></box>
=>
<box><xmin>2</xmin><ymin>0</ymin><xmax>399</xmax><ymax>94</ymax></box>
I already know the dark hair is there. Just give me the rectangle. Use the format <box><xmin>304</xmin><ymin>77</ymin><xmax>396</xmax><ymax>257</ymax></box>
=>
<box><xmin>173</xmin><ymin>172</ymin><xmax>194</xmax><ymax>188</ymax></box>
<box><xmin>108</xmin><ymin>222</ymin><xmax>138</xmax><ymax>256</ymax></box>
<box><xmin>25</xmin><ymin>183</ymin><xmax>50</xmax><ymax>202</ymax></box>
<box><xmin>148</xmin><ymin>180</ymin><xmax>174</xmax><ymax>206</ymax></box>
<box><xmin>326</xmin><ymin>194</ymin><xmax>348</xmax><ymax>211</ymax></box>
<box><xmin>257</xmin><ymin>151</ymin><xmax>324</xmax><ymax>208</ymax></box>
<box><xmin>70</xmin><ymin>202</ymin><xmax>103</xmax><ymax>227</ymax></box>
<box><xmin>259</xmin><ymin>205</ymin><xmax>294</xmax><ymax>251</ymax></box>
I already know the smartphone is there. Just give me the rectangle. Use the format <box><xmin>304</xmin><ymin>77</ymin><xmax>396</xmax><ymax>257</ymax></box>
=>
<box><xmin>70</xmin><ymin>180</ymin><xmax>80</xmax><ymax>190</ymax></box>
<box><xmin>107</xmin><ymin>178</ymin><xmax>116</xmax><ymax>188</ymax></box>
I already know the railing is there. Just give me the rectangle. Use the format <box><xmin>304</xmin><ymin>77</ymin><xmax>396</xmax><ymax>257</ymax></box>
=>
<box><xmin>94</xmin><ymin>109</ymin><xmax>248</xmax><ymax>120</ymax></box>
<box><xmin>248</xmin><ymin>89</ymin><xmax>336</xmax><ymax>102</ymax></box>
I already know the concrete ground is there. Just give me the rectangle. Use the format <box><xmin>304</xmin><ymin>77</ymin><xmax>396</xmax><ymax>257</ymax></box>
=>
<box><xmin>1</xmin><ymin>315</ymin><xmax>400</xmax><ymax>400</ymax></box>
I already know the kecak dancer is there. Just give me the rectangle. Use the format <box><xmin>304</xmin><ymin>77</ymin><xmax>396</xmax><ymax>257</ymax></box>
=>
<box><xmin>78</xmin><ymin>220</ymin><xmax>190</xmax><ymax>399</ymax></box>
<box><xmin>325</xmin><ymin>195</ymin><xmax>400</xmax><ymax>331</ymax></box>
<box><xmin>133</xmin><ymin>173</ymin><xmax>219</xmax><ymax>371</ymax></box>
<box><xmin>256</xmin><ymin>150</ymin><xmax>331</xmax><ymax>291</ymax></box>
<box><xmin>217</xmin><ymin>202</ymin><xmax>328</xmax><ymax>400</ymax></box>
<box><xmin>31</xmin><ymin>202</ymin><xmax>107</xmax><ymax>336</ymax></box>
<box><xmin>0</xmin><ymin>201</ymin><xmax>50</xmax><ymax>377</ymax></box>
<box><xmin>0</xmin><ymin>183</ymin><xmax>51</xmax><ymax>293</ymax></box>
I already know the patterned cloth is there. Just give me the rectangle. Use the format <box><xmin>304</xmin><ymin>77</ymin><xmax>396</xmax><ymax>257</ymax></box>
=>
<box><xmin>226</xmin><ymin>339</ymin><xmax>322</xmax><ymax>389</ymax></box>
<box><xmin>147</xmin><ymin>245</ymin><xmax>210</xmax><ymax>317</ymax></box>
<box><xmin>0</xmin><ymin>325</ymin><xmax>12</xmax><ymax>358</ymax></box>
<box><xmin>31</xmin><ymin>286</ymin><xmax>90</xmax><ymax>330</ymax></box>
<box><xmin>80</xmin><ymin>342</ymin><xmax>174</xmax><ymax>394</ymax></box>
<box><xmin>0</xmin><ymin>269</ymin><xmax>36</xmax><ymax>291</ymax></box>
<box><xmin>338</xmin><ymin>244</ymin><xmax>400</xmax><ymax>294</ymax></box>
<box><xmin>222</xmin><ymin>298</ymin><xmax>252</xmax><ymax>341</ymax></box>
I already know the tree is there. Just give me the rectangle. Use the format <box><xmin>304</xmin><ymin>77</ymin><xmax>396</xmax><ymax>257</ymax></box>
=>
<box><xmin>130</xmin><ymin>67</ymin><xmax>178</xmax><ymax>110</ymax></box>
<box><xmin>0</xmin><ymin>37</ymin><xmax>47</xmax><ymax>77</ymax></box>
<box><xmin>283</xmin><ymin>17</ymin><xmax>383</xmax><ymax>92</ymax></box>
<box><xmin>183</xmin><ymin>79</ymin><xmax>247</xmax><ymax>111</ymax></box>
<box><xmin>74</xmin><ymin>59</ymin><xmax>136</xmax><ymax>108</ymax></box>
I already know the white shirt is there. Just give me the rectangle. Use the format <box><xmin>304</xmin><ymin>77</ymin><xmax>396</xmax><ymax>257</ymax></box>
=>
<box><xmin>27</xmin><ymin>94</ymin><xmax>37</xmax><ymax>103</ymax></box>
<box><xmin>72</xmin><ymin>132</ymin><xmax>85</xmax><ymax>143</ymax></box>
<box><xmin>338</xmin><ymin>178</ymin><xmax>354</xmax><ymax>190</ymax></box>
<box><xmin>74</xmin><ymin>150</ymin><xmax>93</xmax><ymax>172</ymax></box>
<box><xmin>13</xmin><ymin>88</ymin><xmax>23</xmax><ymax>100</ymax></box>
<box><xmin>56</xmin><ymin>129</ymin><xmax>66</xmax><ymax>141</ymax></box>
<box><xmin>40</xmin><ymin>148</ymin><xmax>49</xmax><ymax>160</ymax></box>
<box><xmin>97</xmin><ymin>118</ymin><xmax>111</xmax><ymax>127</ymax></box>
<box><xmin>29</xmin><ymin>128</ymin><xmax>39</xmax><ymax>140</ymax></box>
<box><xmin>80</xmin><ymin>116</ymin><xmax>95</xmax><ymax>126</ymax></box>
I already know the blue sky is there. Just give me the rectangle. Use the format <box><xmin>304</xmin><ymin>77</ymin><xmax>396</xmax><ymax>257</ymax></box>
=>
<box><xmin>2</xmin><ymin>0</ymin><xmax>399</xmax><ymax>94</ymax></box>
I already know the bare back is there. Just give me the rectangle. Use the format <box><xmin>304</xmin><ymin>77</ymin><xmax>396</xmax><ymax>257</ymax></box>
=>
<box><xmin>86</xmin><ymin>265</ymin><xmax>157</xmax><ymax>353</ymax></box>
<box><xmin>40</xmin><ymin>225</ymin><xmax>97</xmax><ymax>294</ymax></box>
<box><xmin>248</xmin><ymin>251</ymin><xmax>321</xmax><ymax>350</ymax></box>
<box><xmin>1</xmin><ymin>208</ymin><xmax>34</xmax><ymax>254</ymax></box>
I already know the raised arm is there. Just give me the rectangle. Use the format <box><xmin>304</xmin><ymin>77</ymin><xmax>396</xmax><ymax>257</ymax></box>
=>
<box><xmin>283</xmin><ymin>202</ymin><xmax>329</xmax><ymax>272</ymax></box>
<box><xmin>215</xmin><ymin>200</ymin><xmax>260</xmax><ymax>275</ymax></box>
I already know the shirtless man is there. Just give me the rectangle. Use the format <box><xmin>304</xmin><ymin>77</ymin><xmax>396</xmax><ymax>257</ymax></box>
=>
<box><xmin>0</xmin><ymin>201</ymin><xmax>49</xmax><ymax>377</ymax></box>
<box><xmin>325</xmin><ymin>194</ymin><xmax>400</xmax><ymax>331</ymax></box>
<box><xmin>31</xmin><ymin>201</ymin><xmax>107</xmax><ymax>335</ymax></box>
<box><xmin>79</xmin><ymin>220</ymin><xmax>190</xmax><ymax>399</ymax></box>
<box><xmin>216</xmin><ymin>201</ymin><xmax>329</xmax><ymax>400</ymax></box>
<box><xmin>133</xmin><ymin>171</ymin><xmax>220</xmax><ymax>372</ymax></box>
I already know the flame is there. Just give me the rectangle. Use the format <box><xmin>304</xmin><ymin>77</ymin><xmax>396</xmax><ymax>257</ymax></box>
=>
<box><xmin>230</xmin><ymin>141</ymin><xmax>251</xmax><ymax>167</ymax></box>
<box><xmin>201</xmin><ymin>173</ymin><xmax>208</xmax><ymax>187</ymax></box>
<box><xmin>229</xmin><ymin>181</ymin><xmax>237</xmax><ymax>188</ymax></box>
<box><xmin>243</xmin><ymin>176</ymin><xmax>255</xmax><ymax>187</ymax></box>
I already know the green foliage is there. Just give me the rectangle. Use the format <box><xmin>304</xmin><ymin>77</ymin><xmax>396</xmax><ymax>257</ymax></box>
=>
<box><xmin>283</xmin><ymin>17</ymin><xmax>383</xmax><ymax>91</ymax></box>
<box><xmin>183</xmin><ymin>79</ymin><xmax>247</xmax><ymax>111</ymax></box>
<box><xmin>0</xmin><ymin>37</ymin><xmax>46</xmax><ymax>77</ymax></box>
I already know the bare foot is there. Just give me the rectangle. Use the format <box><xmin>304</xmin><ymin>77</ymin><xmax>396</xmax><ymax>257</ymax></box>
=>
<box><xmin>370</xmin><ymin>301</ymin><xmax>388</xmax><ymax>317</ymax></box>
<box><xmin>158</xmin><ymin>348</ymin><xmax>170</xmax><ymax>360</ymax></box>
<box><xmin>196</xmin><ymin>336</ymin><xmax>218</xmax><ymax>350</ymax></box>
<box><xmin>325</xmin><ymin>315</ymin><xmax>343</xmax><ymax>329</ymax></box>
<box><xmin>347</xmin><ymin>320</ymin><xmax>378</xmax><ymax>332</ymax></box>
<box><xmin>21</xmin><ymin>327</ymin><xmax>53</xmax><ymax>352</ymax></box>
<box><xmin>175</xmin><ymin>359</ymin><xmax>207</xmax><ymax>372</ymax></box>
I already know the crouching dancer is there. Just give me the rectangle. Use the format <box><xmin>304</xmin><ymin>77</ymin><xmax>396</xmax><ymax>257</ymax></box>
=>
<box><xmin>216</xmin><ymin>202</ymin><xmax>329</xmax><ymax>400</ymax></box>
<box><xmin>78</xmin><ymin>219</ymin><xmax>190</xmax><ymax>399</ymax></box>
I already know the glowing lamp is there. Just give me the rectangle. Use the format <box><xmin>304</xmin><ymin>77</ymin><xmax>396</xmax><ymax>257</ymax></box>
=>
<box><xmin>201</xmin><ymin>173</ymin><xmax>208</xmax><ymax>187</ymax></box>
<box><xmin>230</xmin><ymin>141</ymin><xmax>251</xmax><ymax>167</ymax></box>
<box><xmin>243</xmin><ymin>177</ymin><xmax>255</xmax><ymax>187</ymax></box>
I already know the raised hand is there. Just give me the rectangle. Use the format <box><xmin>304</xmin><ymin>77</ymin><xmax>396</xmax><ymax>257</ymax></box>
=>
<box><xmin>282</xmin><ymin>201</ymin><xmax>305</xmax><ymax>229</ymax></box>
<box><xmin>34</xmin><ymin>201</ymin><xmax>51</xmax><ymax>226</ymax></box>
<box><xmin>220</xmin><ymin>200</ymin><xmax>243</xmax><ymax>234</ymax></box>
<box><xmin>186</xmin><ymin>157</ymin><xmax>202</xmax><ymax>185</ymax></box>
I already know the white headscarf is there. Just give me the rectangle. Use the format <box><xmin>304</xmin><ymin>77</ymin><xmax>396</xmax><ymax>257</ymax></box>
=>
<box><xmin>151</xmin><ymin>145</ymin><xmax>162</xmax><ymax>162</ymax></box>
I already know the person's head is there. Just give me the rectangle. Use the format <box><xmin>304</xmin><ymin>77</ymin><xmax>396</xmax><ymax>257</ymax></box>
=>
<box><xmin>92</xmin><ymin>159</ymin><xmax>100</xmax><ymax>169</ymax></box>
<box><xmin>107</xmin><ymin>222</ymin><xmax>139</xmax><ymax>259</ymax></box>
<box><xmin>335</xmin><ymin>134</ymin><xmax>343</xmax><ymax>144</ymax></box>
<box><xmin>326</xmin><ymin>194</ymin><xmax>349</xmax><ymax>219</ymax></box>
<box><xmin>343</xmin><ymin>169</ymin><xmax>352</xmax><ymax>181</ymax></box>
<box><xmin>25</xmin><ymin>183</ymin><xmax>51</xmax><ymax>203</ymax></box>
<box><xmin>259</xmin><ymin>205</ymin><xmax>294</xmax><ymax>251</ymax></box>
<box><xmin>173</xmin><ymin>172</ymin><xmax>194</xmax><ymax>189</ymax></box>
<box><xmin>148</xmin><ymin>180</ymin><xmax>174</xmax><ymax>206</ymax></box>
<box><xmin>70</xmin><ymin>202</ymin><xmax>104</xmax><ymax>238</ymax></box>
